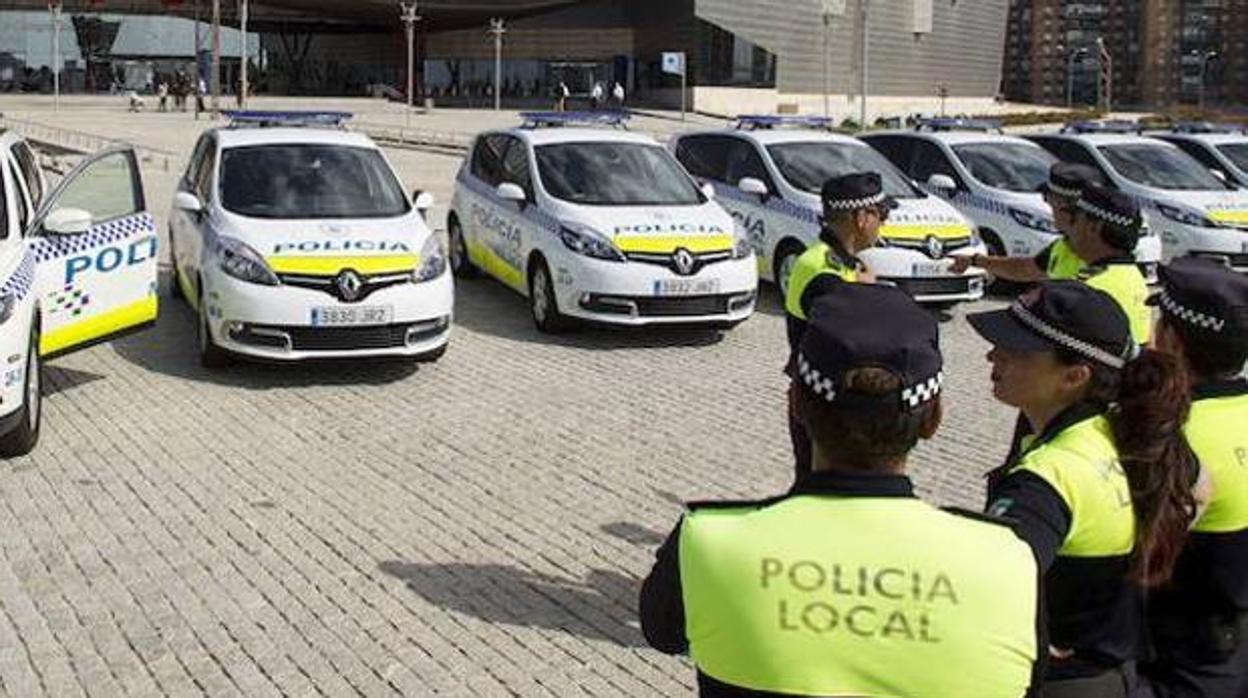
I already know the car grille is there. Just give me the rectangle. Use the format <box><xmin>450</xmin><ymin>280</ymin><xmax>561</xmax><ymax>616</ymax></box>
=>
<box><xmin>884</xmin><ymin>236</ymin><xmax>975</xmax><ymax>256</ymax></box>
<box><xmin>233</xmin><ymin>319</ymin><xmax>449</xmax><ymax>352</ymax></box>
<box><xmin>624</xmin><ymin>250</ymin><xmax>733</xmax><ymax>276</ymax></box>
<box><xmin>277</xmin><ymin>272</ymin><xmax>410</xmax><ymax>303</ymax></box>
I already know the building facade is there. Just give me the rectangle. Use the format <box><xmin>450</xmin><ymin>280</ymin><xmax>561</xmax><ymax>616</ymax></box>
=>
<box><xmin>1002</xmin><ymin>0</ymin><xmax>1244</xmax><ymax>108</ymax></box>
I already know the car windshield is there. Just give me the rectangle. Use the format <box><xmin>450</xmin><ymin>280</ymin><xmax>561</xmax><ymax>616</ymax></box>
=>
<box><xmin>1098</xmin><ymin>143</ymin><xmax>1227</xmax><ymax>190</ymax></box>
<box><xmin>220</xmin><ymin>144</ymin><xmax>410</xmax><ymax>219</ymax></box>
<box><xmin>951</xmin><ymin>142</ymin><xmax>1056</xmax><ymax>192</ymax></box>
<box><xmin>1217</xmin><ymin>143</ymin><xmax>1248</xmax><ymax>173</ymax></box>
<box><xmin>766</xmin><ymin>142</ymin><xmax>920</xmax><ymax>197</ymax></box>
<box><xmin>534</xmin><ymin>142</ymin><xmax>704</xmax><ymax>206</ymax></box>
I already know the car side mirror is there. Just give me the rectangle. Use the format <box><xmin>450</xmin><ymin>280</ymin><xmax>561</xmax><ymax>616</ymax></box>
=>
<box><xmin>927</xmin><ymin>174</ymin><xmax>957</xmax><ymax>191</ymax></box>
<box><xmin>174</xmin><ymin>191</ymin><xmax>204</xmax><ymax>214</ymax></box>
<box><xmin>496</xmin><ymin>182</ymin><xmax>527</xmax><ymax>207</ymax></box>
<box><xmin>738</xmin><ymin>177</ymin><xmax>769</xmax><ymax>198</ymax></box>
<box><xmin>700</xmin><ymin>182</ymin><xmax>716</xmax><ymax>200</ymax></box>
<box><xmin>43</xmin><ymin>207</ymin><xmax>93</xmax><ymax>236</ymax></box>
<box><xmin>413</xmin><ymin>189</ymin><xmax>435</xmax><ymax>213</ymax></box>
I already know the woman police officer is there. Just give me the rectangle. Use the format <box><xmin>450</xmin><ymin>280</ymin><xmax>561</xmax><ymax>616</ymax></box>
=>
<box><xmin>969</xmin><ymin>280</ymin><xmax>1200</xmax><ymax>697</ymax></box>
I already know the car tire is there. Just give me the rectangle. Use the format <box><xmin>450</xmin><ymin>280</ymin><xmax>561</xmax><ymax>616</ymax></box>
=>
<box><xmin>448</xmin><ymin>218</ymin><xmax>476</xmax><ymax>279</ymax></box>
<box><xmin>773</xmin><ymin>240</ymin><xmax>805</xmax><ymax>300</ymax></box>
<box><xmin>197</xmin><ymin>287</ymin><xmax>231</xmax><ymax>369</ymax></box>
<box><xmin>528</xmin><ymin>259</ymin><xmax>570</xmax><ymax>334</ymax></box>
<box><xmin>0</xmin><ymin>323</ymin><xmax>42</xmax><ymax>458</ymax></box>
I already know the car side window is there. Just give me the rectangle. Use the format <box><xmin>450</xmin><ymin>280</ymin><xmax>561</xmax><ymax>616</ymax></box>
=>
<box><xmin>1031</xmin><ymin>138</ymin><xmax>1112</xmax><ymax>183</ymax></box>
<box><xmin>6</xmin><ymin>159</ymin><xmax>28</xmax><ymax>234</ymax></box>
<box><xmin>11</xmin><ymin>143</ymin><xmax>43</xmax><ymax>211</ymax></box>
<box><xmin>912</xmin><ymin>141</ymin><xmax>960</xmax><ymax>185</ymax></box>
<box><xmin>185</xmin><ymin>135</ymin><xmax>211</xmax><ymax>190</ymax></box>
<box><xmin>0</xmin><ymin>159</ymin><xmax>7</xmax><ymax>241</ymax></box>
<box><xmin>864</xmin><ymin>136</ymin><xmax>913</xmax><ymax>174</ymax></box>
<box><xmin>501</xmin><ymin>137</ymin><xmax>533</xmax><ymax>198</ymax></box>
<box><xmin>674</xmin><ymin>135</ymin><xmax>732</xmax><ymax>182</ymax></box>
<box><xmin>723</xmin><ymin>138</ymin><xmax>775</xmax><ymax>190</ymax></box>
<box><xmin>194</xmin><ymin>140</ymin><xmax>217</xmax><ymax>203</ymax></box>
<box><xmin>1168</xmin><ymin>139</ymin><xmax>1222</xmax><ymax>172</ymax></box>
<box><xmin>470</xmin><ymin>134</ymin><xmax>508</xmax><ymax>187</ymax></box>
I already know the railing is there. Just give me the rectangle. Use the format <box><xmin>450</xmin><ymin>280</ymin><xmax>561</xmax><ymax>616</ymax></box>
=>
<box><xmin>0</xmin><ymin>113</ymin><xmax>179</xmax><ymax>172</ymax></box>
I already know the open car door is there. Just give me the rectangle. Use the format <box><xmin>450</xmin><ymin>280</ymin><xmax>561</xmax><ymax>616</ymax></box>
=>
<box><xmin>28</xmin><ymin>146</ymin><xmax>157</xmax><ymax>357</ymax></box>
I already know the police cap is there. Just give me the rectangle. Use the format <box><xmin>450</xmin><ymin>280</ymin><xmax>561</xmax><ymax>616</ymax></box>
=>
<box><xmin>1041</xmin><ymin>162</ymin><xmax>1105</xmax><ymax>199</ymax></box>
<box><xmin>969</xmin><ymin>280</ymin><xmax>1136</xmax><ymax>369</ymax></box>
<box><xmin>1148</xmin><ymin>257</ymin><xmax>1248</xmax><ymax>347</ymax></box>
<box><xmin>1075</xmin><ymin>184</ymin><xmax>1142</xmax><ymax>251</ymax></box>
<box><xmin>821</xmin><ymin>172</ymin><xmax>899</xmax><ymax>215</ymax></box>
<box><xmin>796</xmin><ymin>283</ymin><xmax>943</xmax><ymax>412</ymax></box>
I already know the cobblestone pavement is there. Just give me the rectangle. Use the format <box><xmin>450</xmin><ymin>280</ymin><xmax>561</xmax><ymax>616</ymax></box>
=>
<box><xmin>0</xmin><ymin>97</ymin><xmax>1019</xmax><ymax>697</ymax></box>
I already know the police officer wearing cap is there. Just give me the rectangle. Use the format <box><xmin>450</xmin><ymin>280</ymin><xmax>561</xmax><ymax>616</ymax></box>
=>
<box><xmin>971</xmin><ymin>282</ymin><xmax>1200</xmax><ymax>697</ymax></box>
<box><xmin>951</xmin><ymin>162</ymin><xmax>1104</xmax><ymax>283</ymax></box>
<box><xmin>784</xmin><ymin>172</ymin><xmax>897</xmax><ymax>480</ymax></box>
<box><xmin>641</xmin><ymin>283</ymin><xmax>1043</xmax><ymax>697</ymax></box>
<box><xmin>1141</xmin><ymin>259</ymin><xmax>1248</xmax><ymax>697</ymax></box>
<box><xmin>1065</xmin><ymin>185</ymin><xmax>1151</xmax><ymax>344</ymax></box>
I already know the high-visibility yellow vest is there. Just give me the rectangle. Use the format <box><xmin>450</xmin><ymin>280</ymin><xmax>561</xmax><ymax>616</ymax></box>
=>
<box><xmin>783</xmin><ymin>242</ymin><xmax>858</xmax><ymax>321</ymax></box>
<box><xmin>1080</xmin><ymin>262</ymin><xmax>1152</xmax><ymax>345</ymax></box>
<box><xmin>1188</xmin><ymin>389</ymin><xmax>1248</xmax><ymax>534</ymax></box>
<box><xmin>679</xmin><ymin>496</ymin><xmax>1039</xmax><ymax>696</ymax></box>
<box><xmin>1045</xmin><ymin>239</ymin><xmax>1086</xmax><ymax>280</ymax></box>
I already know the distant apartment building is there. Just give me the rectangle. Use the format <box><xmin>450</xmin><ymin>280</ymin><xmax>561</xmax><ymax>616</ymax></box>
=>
<box><xmin>1002</xmin><ymin>0</ymin><xmax>1244</xmax><ymax>108</ymax></box>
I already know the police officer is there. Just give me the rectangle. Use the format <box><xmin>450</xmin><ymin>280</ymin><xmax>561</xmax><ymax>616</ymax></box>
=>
<box><xmin>1064</xmin><ymin>185</ymin><xmax>1152</xmax><ymax>344</ymax></box>
<box><xmin>784</xmin><ymin>172</ymin><xmax>897</xmax><ymax>480</ymax></box>
<box><xmin>641</xmin><ymin>283</ymin><xmax>1043</xmax><ymax>697</ymax></box>
<box><xmin>970</xmin><ymin>282</ymin><xmax>1200</xmax><ymax>697</ymax></box>
<box><xmin>950</xmin><ymin>162</ymin><xmax>1104</xmax><ymax>283</ymax></box>
<box><xmin>1141</xmin><ymin>259</ymin><xmax>1248</xmax><ymax>697</ymax></box>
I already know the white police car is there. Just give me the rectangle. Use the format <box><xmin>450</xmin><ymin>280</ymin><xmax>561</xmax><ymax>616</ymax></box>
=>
<box><xmin>671</xmin><ymin>116</ymin><xmax>986</xmax><ymax>305</ymax></box>
<box><xmin>448</xmin><ymin>112</ymin><xmax>756</xmax><ymax>332</ymax></box>
<box><xmin>1152</xmin><ymin>123</ymin><xmax>1248</xmax><ymax>188</ymax></box>
<box><xmin>168</xmin><ymin>111</ymin><xmax>453</xmax><ymax>366</ymax></box>
<box><xmin>0</xmin><ymin>132</ymin><xmax>157</xmax><ymax>456</ymax></box>
<box><xmin>864</xmin><ymin>120</ymin><xmax>1163</xmax><ymax>280</ymax></box>
<box><xmin>1027</xmin><ymin>122</ymin><xmax>1248</xmax><ymax>273</ymax></box>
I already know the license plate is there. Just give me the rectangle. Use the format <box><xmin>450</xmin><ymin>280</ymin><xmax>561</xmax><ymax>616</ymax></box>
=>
<box><xmin>912</xmin><ymin>262</ymin><xmax>950</xmax><ymax>277</ymax></box>
<box><xmin>654</xmin><ymin>278</ymin><xmax>721</xmax><ymax>296</ymax></box>
<box><xmin>310</xmin><ymin>306</ymin><xmax>393</xmax><ymax>326</ymax></box>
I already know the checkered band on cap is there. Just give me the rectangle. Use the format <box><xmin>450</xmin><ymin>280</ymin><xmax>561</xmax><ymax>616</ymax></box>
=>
<box><xmin>1157</xmin><ymin>289</ymin><xmax>1226</xmax><ymax>333</ymax></box>
<box><xmin>797</xmin><ymin>353</ymin><xmax>837</xmax><ymax>402</ymax></box>
<box><xmin>798</xmin><ymin>353</ymin><xmax>943</xmax><ymax>409</ymax></box>
<box><xmin>824</xmin><ymin>191</ymin><xmax>887</xmax><ymax>211</ymax></box>
<box><xmin>1076</xmin><ymin>197</ymin><xmax>1135</xmax><ymax>228</ymax></box>
<box><xmin>901</xmin><ymin>371</ymin><xmax>944</xmax><ymax>408</ymax></box>
<box><xmin>1047</xmin><ymin>181</ymin><xmax>1080</xmax><ymax>198</ymax></box>
<box><xmin>1010</xmin><ymin>302</ymin><xmax>1132</xmax><ymax>369</ymax></box>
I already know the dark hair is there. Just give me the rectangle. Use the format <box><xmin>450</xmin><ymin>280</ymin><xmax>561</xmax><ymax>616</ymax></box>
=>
<box><xmin>1057</xmin><ymin>347</ymin><xmax>1198</xmax><ymax>586</ymax></box>
<box><xmin>796</xmin><ymin>367</ymin><xmax>939</xmax><ymax>470</ymax></box>
<box><xmin>1159</xmin><ymin>315</ymin><xmax>1248</xmax><ymax>379</ymax></box>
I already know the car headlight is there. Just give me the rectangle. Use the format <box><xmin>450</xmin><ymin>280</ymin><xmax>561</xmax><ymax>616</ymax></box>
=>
<box><xmin>413</xmin><ymin>235</ymin><xmax>447</xmax><ymax>283</ymax></box>
<box><xmin>1009</xmin><ymin>208</ymin><xmax>1059</xmax><ymax>234</ymax></box>
<box><xmin>1157</xmin><ymin>203</ymin><xmax>1220</xmax><ymax>229</ymax></box>
<box><xmin>0</xmin><ymin>294</ymin><xmax>15</xmax><ymax>326</ymax></box>
<box><xmin>559</xmin><ymin>224</ymin><xmax>624</xmax><ymax>262</ymax></box>
<box><xmin>216</xmin><ymin>236</ymin><xmax>279</xmax><ymax>286</ymax></box>
<box><xmin>733</xmin><ymin>231</ymin><xmax>753</xmax><ymax>260</ymax></box>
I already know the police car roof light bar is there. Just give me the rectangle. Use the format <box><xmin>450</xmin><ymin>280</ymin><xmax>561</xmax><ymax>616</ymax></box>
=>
<box><xmin>914</xmin><ymin>117</ymin><xmax>1003</xmax><ymax>133</ymax></box>
<box><xmin>1172</xmin><ymin>121</ymin><xmax>1246</xmax><ymax>135</ymax></box>
<box><xmin>733</xmin><ymin>115</ymin><xmax>835</xmax><ymax>130</ymax></box>
<box><xmin>1061</xmin><ymin>120</ymin><xmax>1142</xmax><ymax>135</ymax></box>
<box><xmin>222</xmin><ymin>110</ymin><xmax>354</xmax><ymax>128</ymax></box>
<box><xmin>519</xmin><ymin>110</ymin><xmax>631</xmax><ymax>129</ymax></box>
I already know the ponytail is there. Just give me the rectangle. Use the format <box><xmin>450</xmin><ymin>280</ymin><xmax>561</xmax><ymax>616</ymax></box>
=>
<box><xmin>1105</xmin><ymin>350</ymin><xmax>1199</xmax><ymax>587</ymax></box>
<box><xmin>1063</xmin><ymin>348</ymin><xmax>1200</xmax><ymax>587</ymax></box>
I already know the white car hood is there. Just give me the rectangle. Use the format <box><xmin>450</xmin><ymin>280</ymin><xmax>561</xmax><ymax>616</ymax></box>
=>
<box><xmin>1144</xmin><ymin>188</ymin><xmax>1248</xmax><ymax>228</ymax></box>
<box><xmin>555</xmin><ymin>201</ymin><xmax>736</xmax><ymax>254</ymax></box>
<box><xmin>219</xmin><ymin>212</ymin><xmax>430</xmax><ymax>275</ymax></box>
<box><xmin>791</xmin><ymin>190</ymin><xmax>973</xmax><ymax>240</ymax></box>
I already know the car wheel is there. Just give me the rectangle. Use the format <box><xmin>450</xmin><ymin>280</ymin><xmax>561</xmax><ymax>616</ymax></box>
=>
<box><xmin>773</xmin><ymin>241</ymin><xmax>805</xmax><ymax>299</ymax></box>
<box><xmin>529</xmin><ymin>259</ymin><xmax>569</xmax><ymax>334</ymax></box>
<box><xmin>0</xmin><ymin>323</ymin><xmax>42</xmax><ymax>458</ymax></box>
<box><xmin>197</xmin><ymin>288</ymin><xmax>231</xmax><ymax>369</ymax></box>
<box><xmin>448</xmin><ymin>218</ymin><xmax>476</xmax><ymax>279</ymax></box>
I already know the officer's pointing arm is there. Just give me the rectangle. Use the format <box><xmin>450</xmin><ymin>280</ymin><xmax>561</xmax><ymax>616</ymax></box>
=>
<box><xmin>638</xmin><ymin>519</ymin><xmax>689</xmax><ymax>654</ymax></box>
<box><xmin>987</xmin><ymin>472</ymin><xmax>1072</xmax><ymax>572</ymax></box>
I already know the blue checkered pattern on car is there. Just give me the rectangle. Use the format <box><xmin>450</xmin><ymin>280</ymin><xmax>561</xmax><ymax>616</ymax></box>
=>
<box><xmin>31</xmin><ymin>213</ymin><xmax>156</xmax><ymax>263</ymax></box>
<box><xmin>457</xmin><ymin>171</ymin><xmax>562</xmax><ymax>234</ymax></box>
<box><xmin>712</xmin><ymin>182</ymin><xmax>820</xmax><ymax>226</ymax></box>
<box><xmin>0</xmin><ymin>250</ymin><xmax>36</xmax><ymax>301</ymax></box>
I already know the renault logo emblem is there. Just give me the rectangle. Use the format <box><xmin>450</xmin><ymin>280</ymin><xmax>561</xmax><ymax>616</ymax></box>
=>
<box><xmin>672</xmin><ymin>248</ymin><xmax>696</xmax><ymax>276</ymax></box>
<box><xmin>336</xmin><ymin>270</ymin><xmax>363</xmax><ymax>301</ymax></box>
<box><xmin>924</xmin><ymin>235</ymin><xmax>945</xmax><ymax>259</ymax></box>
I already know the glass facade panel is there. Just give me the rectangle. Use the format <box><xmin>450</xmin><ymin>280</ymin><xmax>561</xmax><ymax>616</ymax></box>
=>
<box><xmin>694</xmin><ymin>19</ymin><xmax>775</xmax><ymax>88</ymax></box>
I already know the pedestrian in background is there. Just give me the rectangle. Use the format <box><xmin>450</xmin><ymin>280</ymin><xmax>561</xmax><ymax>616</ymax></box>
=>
<box><xmin>590</xmin><ymin>81</ymin><xmax>604</xmax><ymax>110</ymax></box>
<box><xmin>157</xmin><ymin>81</ymin><xmax>168</xmax><ymax>112</ymax></box>
<box><xmin>612</xmin><ymin>81</ymin><xmax>625</xmax><ymax>108</ymax></box>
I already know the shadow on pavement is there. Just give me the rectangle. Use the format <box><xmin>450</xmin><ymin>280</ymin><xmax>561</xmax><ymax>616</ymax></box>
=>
<box><xmin>109</xmin><ymin>273</ymin><xmax>421</xmax><ymax>389</ymax></box>
<box><xmin>452</xmin><ymin>276</ymin><xmax>729</xmax><ymax>351</ymax></box>
<box><xmin>599</xmin><ymin>521</ymin><xmax>666</xmax><ymax>547</ymax></box>
<box><xmin>378</xmin><ymin>560</ymin><xmax>646</xmax><ymax>648</ymax></box>
<box><xmin>43</xmin><ymin>366</ymin><xmax>105</xmax><ymax>397</ymax></box>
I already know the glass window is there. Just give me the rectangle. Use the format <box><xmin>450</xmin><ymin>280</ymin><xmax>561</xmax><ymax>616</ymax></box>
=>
<box><xmin>220</xmin><ymin>145</ymin><xmax>410</xmax><ymax>219</ymax></box>
<box><xmin>0</xmin><ymin>161</ymin><xmax>9</xmax><ymax>240</ymax></box>
<box><xmin>695</xmin><ymin>19</ymin><xmax>777</xmax><ymax>88</ymax></box>
<box><xmin>911</xmin><ymin>141</ymin><xmax>961</xmax><ymax>185</ymax></box>
<box><xmin>48</xmin><ymin>151</ymin><xmax>141</xmax><ymax>226</ymax></box>
<box><xmin>470</xmin><ymin>134</ymin><xmax>508</xmax><ymax>186</ymax></box>
<box><xmin>1216</xmin><ymin>144</ymin><xmax>1248</xmax><ymax>173</ymax></box>
<box><xmin>767</xmin><ymin>142</ymin><xmax>921</xmax><ymax>198</ymax></box>
<box><xmin>500</xmin><ymin>137</ymin><xmax>533</xmax><ymax>197</ymax></box>
<box><xmin>194</xmin><ymin>141</ymin><xmax>216</xmax><ymax>203</ymax></box>
<box><xmin>185</xmin><ymin>135</ymin><xmax>213</xmax><ymax>191</ymax></box>
<box><xmin>7</xmin><ymin>160</ymin><xmax>28</xmax><ymax>233</ymax></box>
<box><xmin>674</xmin><ymin>135</ymin><xmax>732</xmax><ymax>182</ymax></box>
<box><xmin>862</xmin><ymin>136</ymin><xmax>915</xmax><ymax>175</ymax></box>
<box><xmin>11</xmin><ymin>143</ymin><xmax>43</xmax><ymax>211</ymax></box>
<box><xmin>1098</xmin><ymin>143</ymin><xmax>1228</xmax><ymax>191</ymax></box>
<box><xmin>952</xmin><ymin>142</ymin><xmax>1057</xmax><ymax>193</ymax></box>
<box><xmin>1028</xmin><ymin>137</ymin><xmax>1110</xmax><ymax>180</ymax></box>
<box><xmin>1163</xmin><ymin>139</ymin><xmax>1223</xmax><ymax>171</ymax></box>
<box><xmin>535</xmin><ymin>142</ymin><xmax>704</xmax><ymax>206</ymax></box>
<box><xmin>723</xmin><ymin>139</ymin><xmax>775</xmax><ymax>190</ymax></box>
